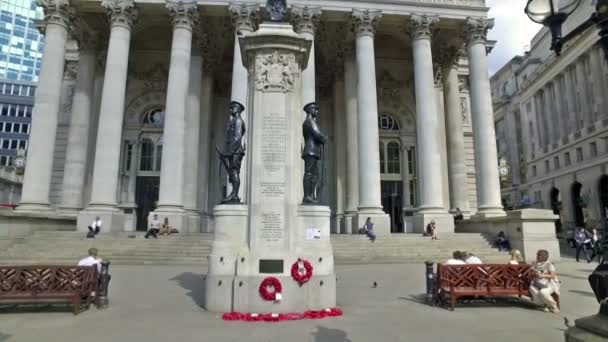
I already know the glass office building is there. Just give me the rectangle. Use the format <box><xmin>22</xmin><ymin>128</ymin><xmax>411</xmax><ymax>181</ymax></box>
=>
<box><xmin>0</xmin><ymin>0</ymin><xmax>43</xmax><ymax>166</ymax></box>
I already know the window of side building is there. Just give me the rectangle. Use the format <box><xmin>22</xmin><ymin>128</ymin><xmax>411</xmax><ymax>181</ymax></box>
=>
<box><xmin>590</xmin><ymin>142</ymin><xmax>598</xmax><ymax>158</ymax></box>
<box><xmin>545</xmin><ymin>160</ymin><xmax>550</xmax><ymax>173</ymax></box>
<box><xmin>554</xmin><ymin>156</ymin><xmax>560</xmax><ymax>170</ymax></box>
<box><xmin>565</xmin><ymin>152</ymin><xmax>571</xmax><ymax>166</ymax></box>
<box><xmin>532</xmin><ymin>165</ymin><xmax>537</xmax><ymax>177</ymax></box>
<box><xmin>577</xmin><ymin>147</ymin><xmax>584</xmax><ymax>162</ymax></box>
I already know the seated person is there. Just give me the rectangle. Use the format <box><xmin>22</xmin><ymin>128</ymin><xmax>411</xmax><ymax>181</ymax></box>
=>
<box><xmin>145</xmin><ymin>214</ymin><xmax>162</xmax><ymax>239</ymax></box>
<box><xmin>495</xmin><ymin>231</ymin><xmax>511</xmax><ymax>251</ymax></box>
<box><xmin>445</xmin><ymin>251</ymin><xmax>466</xmax><ymax>265</ymax></box>
<box><xmin>87</xmin><ymin>216</ymin><xmax>102</xmax><ymax>237</ymax></box>
<box><xmin>363</xmin><ymin>217</ymin><xmax>376</xmax><ymax>242</ymax></box>
<box><xmin>78</xmin><ymin>247</ymin><xmax>102</xmax><ymax>274</ymax></box>
<box><xmin>463</xmin><ymin>252</ymin><xmax>483</xmax><ymax>264</ymax></box>
<box><xmin>160</xmin><ymin>217</ymin><xmax>172</xmax><ymax>236</ymax></box>
<box><xmin>453</xmin><ymin>208</ymin><xmax>464</xmax><ymax>221</ymax></box>
<box><xmin>529</xmin><ymin>249</ymin><xmax>560</xmax><ymax>313</ymax></box>
<box><xmin>509</xmin><ymin>249</ymin><xmax>524</xmax><ymax>264</ymax></box>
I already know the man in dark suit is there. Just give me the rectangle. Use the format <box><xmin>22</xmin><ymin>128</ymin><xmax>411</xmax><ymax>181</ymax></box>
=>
<box><xmin>301</xmin><ymin>102</ymin><xmax>327</xmax><ymax>204</ymax></box>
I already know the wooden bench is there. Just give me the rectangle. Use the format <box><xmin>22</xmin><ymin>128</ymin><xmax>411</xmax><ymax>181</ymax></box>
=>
<box><xmin>436</xmin><ymin>264</ymin><xmax>560</xmax><ymax>311</ymax></box>
<box><xmin>0</xmin><ymin>265</ymin><xmax>100</xmax><ymax>315</ymax></box>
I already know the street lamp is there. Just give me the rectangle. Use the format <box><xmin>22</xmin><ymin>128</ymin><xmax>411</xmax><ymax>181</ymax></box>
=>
<box><xmin>525</xmin><ymin>0</ymin><xmax>608</xmax><ymax>60</ymax></box>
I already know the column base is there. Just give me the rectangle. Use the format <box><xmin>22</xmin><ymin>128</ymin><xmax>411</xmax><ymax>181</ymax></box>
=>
<box><xmin>332</xmin><ymin>213</ymin><xmax>344</xmax><ymax>234</ymax></box>
<box><xmin>200</xmin><ymin>211</ymin><xmax>212</xmax><ymax>233</ymax></box>
<box><xmin>472</xmin><ymin>208</ymin><xmax>506</xmax><ymax>219</ymax></box>
<box><xmin>344</xmin><ymin>212</ymin><xmax>357</xmax><ymax>234</ymax></box>
<box><xmin>118</xmin><ymin>203</ymin><xmax>137</xmax><ymax>232</ymax></box>
<box><xmin>16</xmin><ymin>202</ymin><xmax>52</xmax><ymax>212</ymax></box>
<box><xmin>413</xmin><ymin>210</ymin><xmax>455</xmax><ymax>234</ymax></box>
<box><xmin>355</xmin><ymin>209</ymin><xmax>390</xmax><ymax>236</ymax></box>
<box><xmin>184</xmin><ymin>208</ymin><xmax>201</xmax><ymax>233</ymax></box>
<box><xmin>77</xmin><ymin>208</ymin><xmax>125</xmax><ymax>233</ymax></box>
<box><xmin>56</xmin><ymin>207</ymin><xmax>82</xmax><ymax>217</ymax></box>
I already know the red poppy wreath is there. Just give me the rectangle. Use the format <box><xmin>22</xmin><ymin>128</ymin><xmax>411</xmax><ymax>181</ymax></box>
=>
<box><xmin>291</xmin><ymin>258</ymin><xmax>313</xmax><ymax>285</ymax></box>
<box><xmin>259</xmin><ymin>276</ymin><xmax>282</xmax><ymax>301</ymax></box>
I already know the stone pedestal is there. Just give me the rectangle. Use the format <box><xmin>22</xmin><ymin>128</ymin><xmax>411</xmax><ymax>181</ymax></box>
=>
<box><xmin>413</xmin><ymin>211</ymin><xmax>455</xmax><ymax>234</ymax></box>
<box><xmin>564</xmin><ymin>313</ymin><xmax>608</xmax><ymax>341</ymax></box>
<box><xmin>204</xmin><ymin>22</ymin><xmax>335</xmax><ymax>313</ymax></box>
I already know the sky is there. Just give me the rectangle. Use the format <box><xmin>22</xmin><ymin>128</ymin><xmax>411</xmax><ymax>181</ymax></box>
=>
<box><xmin>486</xmin><ymin>0</ymin><xmax>543</xmax><ymax>75</ymax></box>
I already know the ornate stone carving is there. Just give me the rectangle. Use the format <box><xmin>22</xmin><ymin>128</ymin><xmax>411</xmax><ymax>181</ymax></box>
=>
<box><xmin>166</xmin><ymin>0</ymin><xmax>199</xmax><ymax>30</ymax></box>
<box><xmin>255</xmin><ymin>51</ymin><xmax>298</xmax><ymax>93</ymax></box>
<box><xmin>434</xmin><ymin>67</ymin><xmax>443</xmax><ymax>89</ymax></box>
<box><xmin>438</xmin><ymin>46</ymin><xmax>462</xmax><ymax>71</ymax></box>
<box><xmin>460</xmin><ymin>97</ymin><xmax>469</xmax><ymax>124</ymax></box>
<box><xmin>465</xmin><ymin>17</ymin><xmax>494</xmax><ymax>45</ymax></box>
<box><xmin>102</xmin><ymin>0</ymin><xmax>139</xmax><ymax>28</ymax></box>
<box><xmin>63</xmin><ymin>60</ymin><xmax>78</xmax><ymax>80</ymax></box>
<box><xmin>409</xmin><ymin>14</ymin><xmax>438</xmax><ymax>41</ymax></box>
<box><xmin>458</xmin><ymin>75</ymin><xmax>469</xmax><ymax>92</ymax></box>
<box><xmin>290</xmin><ymin>6</ymin><xmax>321</xmax><ymax>36</ymax></box>
<box><xmin>36</xmin><ymin>0</ymin><xmax>74</xmax><ymax>31</ymax></box>
<box><xmin>229</xmin><ymin>3</ymin><xmax>258</xmax><ymax>34</ymax></box>
<box><xmin>351</xmin><ymin>9</ymin><xmax>382</xmax><ymax>38</ymax></box>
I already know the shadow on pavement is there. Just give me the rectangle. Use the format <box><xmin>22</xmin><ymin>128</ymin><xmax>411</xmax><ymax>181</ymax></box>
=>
<box><xmin>0</xmin><ymin>332</ymin><xmax>11</xmax><ymax>342</ymax></box>
<box><xmin>397</xmin><ymin>294</ymin><xmax>426</xmax><ymax>304</ymax></box>
<box><xmin>0</xmin><ymin>303</ymin><xmax>78</xmax><ymax>315</ymax></box>
<box><xmin>311</xmin><ymin>326</ymin><xmax>351</xmax><ymax>342</ymax></box>
<box><xmin>171</xmin><ymin>272</ymin><xmax>206</xmax><ymax>307</ymax></box>
<box><xmin>568</xmin><ymin>289</ymin><xmax>596</xmax><ymax>298</ymax></box>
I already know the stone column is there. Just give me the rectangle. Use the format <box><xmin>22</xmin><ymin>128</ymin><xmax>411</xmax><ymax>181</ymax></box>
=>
<box><xmin>333</xmin><ymin>68</ymin><xmax>346</xmax><ymax>233</ymax></box>
<box><xmin>342</xmin><ymin>44</ymin><xmax>359</xmax><ymax>234</ymax></box>
<box><xmin>18</xmin><ymin>0</ymin><xmax>71</xmax><ymax>211</ymax></box>
<box><xmin>155</xmin><ymin>0</ymin><xmax>198</xmax><ymax>230</ymax></box>
<box><xmin>183</xmin><ymin>51</ymin><xmax>203</xmax><ymax>232</ymax></box>
<box><xmin>589</xmin><ymin>48</ymin><xmax>605</xmax><ymax>121</ymax></box>
<box><xmin>401</xmin><ymin>144</ymin><xmax>411</xmax><ymax>208</ymax></box>
<box><xmin>410</xmin><ymin>14</ymin><xmax>453</xmax><ymax>232</ymax></box>
<box><xmin>60</xmin><ymin>31</ymin><xmax>98</xmax><ymax>212</ymax></box>
<box><xmin>291</xmin><ymin>6</ymin><xmax>321</xmax><ymax>105</ymax></box>
<box><xmin>465</xmin><ymin>17</ymin><xmax>504</xmax><ymax>217</ymax></box>
<box><xmin>198</xmin><ymin>69</ymin><xmax>214</xmax><ymax>232</ymax></box>
<box><xmin>442</xmin><ymin>49</ymin><xmax>470</xmax><ymax>215</ymax></box>
<box><xmin>563</xmin><ymin>67</ymin><xmax>576</xmax><ymax>136</ymax></box>
<box><xmin>127</xmin><ymin>141</ymin><xmax>138</xmax><ymax>204</ymax></box>
<box><xmin>78</xmin><ymin>0</ymin><xmax>138</xmax><ymax>231</ymax></box>
<box><xmin>542</xmin><ymin>84</ymin><xmax>556</xmax><ymax>145</ymax></box>
<box><xmin>352</xmin><ymin>9</ymin><xmax>390</xmax><ymax>235</ymax></box>
<box><xmin>227</xmin><ymin>3</ymin><xmax>257</xmax><ymax>202</ymax></box>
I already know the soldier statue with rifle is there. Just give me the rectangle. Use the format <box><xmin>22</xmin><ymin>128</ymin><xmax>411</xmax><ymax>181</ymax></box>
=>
<box><xmin>301</xmin><ymin>102</ymin><xmax>328</xmax><ymax>204</ymax></box>
<box><xmin>216</xmin><ymin>101</ymin><xmax>246</xmax><ymax>204</ymax></box>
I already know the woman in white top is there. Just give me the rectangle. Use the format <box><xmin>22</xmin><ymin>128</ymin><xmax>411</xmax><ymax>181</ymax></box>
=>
<box><xmin>529</xmin><ymin>249</ymin><xmax>560</xmax><ymax>313</ymax></box>
<box><xmin>509</xmin><ymin>249</ymin><xmax>524</xmax><ymax>264</ymax></box>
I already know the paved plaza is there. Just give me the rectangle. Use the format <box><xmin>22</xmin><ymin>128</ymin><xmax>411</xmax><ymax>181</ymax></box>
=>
<box><xmin>0</xmin><ymin>255</ymin><xmax>601</xmax><ymax>342</ymax></box>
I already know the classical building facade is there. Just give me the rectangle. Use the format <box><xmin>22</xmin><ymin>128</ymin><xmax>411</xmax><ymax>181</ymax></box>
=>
<box><xmin>492</xmin><ymin>1</ymin><xmax>608</xmax><ymax>233</ymax></box>
<box><xmin>17</xmin><ymin>0</ymin><xmax>504</xmax><ymax>234</ymax></box>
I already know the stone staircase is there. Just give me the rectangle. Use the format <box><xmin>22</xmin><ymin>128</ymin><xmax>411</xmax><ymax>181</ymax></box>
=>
<box><xmin>0</xmin><ymin>231</ymin><xmax>507</xmax><ymax>265</ymax></box>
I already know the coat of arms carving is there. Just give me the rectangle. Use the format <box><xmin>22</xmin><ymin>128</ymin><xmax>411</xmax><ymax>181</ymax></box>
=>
<box><xmin>255</xmin><ymin>51</ymin><xmax>298</xmax><ymax>92</ymax></box>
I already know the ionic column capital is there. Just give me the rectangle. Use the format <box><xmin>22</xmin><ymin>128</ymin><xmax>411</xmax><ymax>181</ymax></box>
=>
<box><xmin>166</xmin><ymin>0</ymin><xmax>199</xmax><ymax>31</ymax></box>
<box><xmin>465</xmin><ymin>17</ymin><xmax>494</xmax><ymax>45</ymax></box>
<box><xmin>36</xmin><ymin>0</ymin><xmax>74</xmax><ymax>31</ymax></box>
<box><xmin>409</xmin><ymin>14</ymin><xmax>438</xmax><ymax>41</ymax></box>
<box><xmin>229</xmin><ymin>2</ymin><xmax>258</xmax><ymax>34</ymax></box>
<box><xmin>351</xmin><ymin>9</ymin><xmax>382</xmax><ymax>38</ymax></box>
<box><xmin>290</xmin><ymin>6</ymin><xmax>321</xmax><ymax>36</ymax></box>
<box><xmin>102</xmin><ymin>0</ymin><xmax>139</xmax><ymax>29</ymax></box>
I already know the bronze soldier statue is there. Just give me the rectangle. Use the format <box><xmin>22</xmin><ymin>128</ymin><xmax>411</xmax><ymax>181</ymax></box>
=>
<box><xmin>301</xmin><ymin>102</ymin><xmax>328</xmax><ymax>204</ymax></box>
<box><xmin>217</xmin><ymin>101</ymin><xmax>246</xmax><ymax>204</ymax></box>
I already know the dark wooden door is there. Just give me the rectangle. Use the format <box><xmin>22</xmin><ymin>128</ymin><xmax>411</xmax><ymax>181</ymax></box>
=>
<box><xmin>381</xmin><ymin>181</ymin><xmax>404</xmax><ymax>233</ymax></box>
<box><xmin>135</xmin><ymin>176</ymin><xmax>160</xmax><ymax>231</ymax></box>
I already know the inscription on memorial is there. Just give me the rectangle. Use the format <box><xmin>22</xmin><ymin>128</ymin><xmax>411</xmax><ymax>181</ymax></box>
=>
<box><xmin>260</xmin><ymin>182</ymin><xmax>285</xmax><ymax>198</ymax></box>
<box><xmin>261</xmin><ymin>113</ymin><xmax>286</xmax><ymax>173</ymax></box>
<box><xmin>260</xmin><ymin>212</ymin><xmax>284</xmax><ymax>242</ymax></box>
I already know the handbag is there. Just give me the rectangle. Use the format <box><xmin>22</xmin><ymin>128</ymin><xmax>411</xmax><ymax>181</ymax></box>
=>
<box><xmin>533</xmin><ymin>277</ymin><xmax>549</xmax><ymax>289</ymax></box>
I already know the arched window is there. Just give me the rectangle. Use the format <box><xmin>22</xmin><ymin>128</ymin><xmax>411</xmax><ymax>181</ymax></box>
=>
<box><xmin>140</xmin><ymin>138</ymin><xmax>154</xmax><ymax>171</ymax></box>
<box><xmin>387</xmin><ymin>142</ymin><xmax>400</xmax><ymax>174</ymax></box>
<box><xmin>141</xmin><ymin>108</ymin><xmax>165</xmax><ymax>126</ymax></box>
<box><xmin>378</xmin><ymin>114</ymin><xmax>400</xmax><ymax>131</ymax></box>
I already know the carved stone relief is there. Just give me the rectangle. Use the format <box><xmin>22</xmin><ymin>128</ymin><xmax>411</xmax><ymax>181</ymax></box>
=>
<box><xmin>255</xmin><ymin>51</ymin><xmax>299</xmax><ymax>93</ymax></box>
<box><xmin>460</xmin><ymin>97</ymin><xmax>469</xmax><ymax>124</ymax></box>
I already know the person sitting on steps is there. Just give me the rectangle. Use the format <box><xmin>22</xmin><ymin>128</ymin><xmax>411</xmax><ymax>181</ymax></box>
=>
<box><xmin>87</xmin><ymin>216</ymin><xmax>102</xmax><ymax>238</ymax></box>
<box><xmin>145</xmin><ymin>214</ymin><xmax>162</xmax><ymax>239</ymax></box>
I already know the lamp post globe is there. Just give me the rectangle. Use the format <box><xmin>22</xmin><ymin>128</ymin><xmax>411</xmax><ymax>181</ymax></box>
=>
<box><xmin>525</xmin><ymin>0</ymin><xmax>583</xmax><ymax>55</ymax></box>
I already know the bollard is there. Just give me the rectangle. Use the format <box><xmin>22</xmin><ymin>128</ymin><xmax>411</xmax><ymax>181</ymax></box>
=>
<box><xmin>425</xmin><ymin>260</ymin><xmax>434</xmax><ymax>305</ymax></box>
<box><xmin>98</xmin><ymin>261</ymin><xmax>111</xmax><ymax>309</ymax></box>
